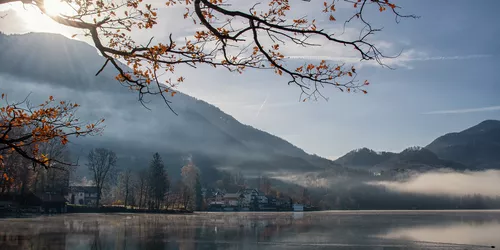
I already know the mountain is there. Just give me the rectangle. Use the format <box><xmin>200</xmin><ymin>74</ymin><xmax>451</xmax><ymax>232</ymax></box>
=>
<box><xmin>373</xmin><ymin>146</ymin><xmax>469</xmax><ymax>172</ymax></box>
<box><xmin>334</xmin><ymin>148</ymin><xmax>395</xmax><ymax>169</ymax></box>
<box><xmin>0</xmin><ymin>32</ymin><xmax>335</xmax><ymax>180</ymax></box>
<box><xmin>426</xmin><ymin>120</ymin><xmax>500</xmax><ymax>169</ymax></box>
<box><xmin>334</xmin><ymin>146</ymin><xmax>469</xmax><ymax>173</ymax></box>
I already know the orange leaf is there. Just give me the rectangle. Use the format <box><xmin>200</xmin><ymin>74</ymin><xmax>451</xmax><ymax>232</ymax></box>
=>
<box><xmin>49</xmin><ymin>96</ymin><xmax>54</xmax><ymax>101</ymax></box>
<box><xmin>61</xmin><ymin>137</ymin><xmax>69</xmax><ymax>145</ymax></box>
<box><xmin>362</xmin><ymin>90</ymin><xmax>368</xmax><ymax>94</ymax></box>
<box><xmin>71</xmin><ymin>34</ymin><xmax>77</xmax><ymax>38</ymax></box>
<box><xmin>329</xmin><ymin>15</ymin><xmax>336</xmax><ymax>21</ymax></box>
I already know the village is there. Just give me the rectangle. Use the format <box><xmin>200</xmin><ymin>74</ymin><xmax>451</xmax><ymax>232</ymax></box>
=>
<box><xmin>203</xmin><ymin>188</ymin><xmax>306</xmax><ymax>212</ymax></box>
<box><xmin>0</xmin><ymin>184</ymin><xmax>309</xmax><ymax>216</ymax></box>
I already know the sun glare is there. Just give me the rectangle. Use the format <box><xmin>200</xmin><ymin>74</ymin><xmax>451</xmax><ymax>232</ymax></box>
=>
<box><xmin>43</xmin><ymin>0</ymin><xmax>73</xmax><ymax>16</ymax></box>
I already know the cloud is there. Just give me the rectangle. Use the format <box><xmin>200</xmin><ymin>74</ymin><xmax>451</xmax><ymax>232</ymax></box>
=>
<box><xmin>368</xmin><ymin>170</ymin><xmax>500</xmax><ymax>197</ymax></box>
<box><xmin>273</xmin><ymin>172</ymin><xmax>331</xmax><ymax>188</ymax></box>
<box><xmin>255</xmin><ymin>93</ymin><xmax>269</xmax><ymax>118</ymax></box>
<box><xmin>423</xmin><ymin>105</ymin><xmax>500</xmax><ymax>115</ymax></box>
<box><xmin>287</xmin><ymin>51</ymin><xmax>492</xmax><ymax>69</ymax></box>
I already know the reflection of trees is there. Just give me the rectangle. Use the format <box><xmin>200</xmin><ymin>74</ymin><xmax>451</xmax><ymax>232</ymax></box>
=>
<box><xmin>2</xmin><ymin>212</ymin><xmax>500</xmax><ymax>249</ymax></box>
<box><xmin>90</xmin><ymin>222</ymin><xmax>102</xmax><ymax>250</ymax></box>
<box><xmin>0</xmin><ymin>219</ymin><xmax>67</xmax><ymax>250</ymax></box>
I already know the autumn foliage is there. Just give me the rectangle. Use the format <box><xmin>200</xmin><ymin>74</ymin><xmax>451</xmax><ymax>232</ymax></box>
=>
<box><xmin>0</xmin><ymin>94</ymin><xmax>104</xmax><ymax>170</ymax></box>
<box><xmin>0</xmin><ymin>0</ymin><xmax>416</xmax><ymax>177</ymax></box>
<box><xmin>0</xmin><ymin>0</ymin><xmax>414</xmax><ymax>110</ymax></box>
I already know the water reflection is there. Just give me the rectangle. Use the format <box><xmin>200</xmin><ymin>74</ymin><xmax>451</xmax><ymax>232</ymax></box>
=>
<box><xmin>382</xmin><ymin>221</ymin><xmax>500</xmax><ymax>247</ymax></box>
<box><xmin>0</xmin><ymin>211</ymin><xmax>499</xmax><ymax>249</ymax></box>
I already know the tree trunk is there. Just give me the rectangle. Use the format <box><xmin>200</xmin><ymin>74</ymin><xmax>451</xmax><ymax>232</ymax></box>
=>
<box><xmin>124</xmin><ymin>189</ymin><xmax>129</xmax><ymax>208</ymax></box>
<box><xmin>138</xmin><ymin>191</ymin><xmax>143</xmax><ymax>209</ymax></box>
<box><xmin>96</xmin><ymin>188</ymin><xmax>101</xmax><ymax>208</ymax></box>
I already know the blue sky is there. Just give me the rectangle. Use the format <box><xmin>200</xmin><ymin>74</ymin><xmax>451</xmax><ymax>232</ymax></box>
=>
<box><xmin>1</xmin><ymin>0</ymin><xmax>499</xmax><ymax>160</ymax></box>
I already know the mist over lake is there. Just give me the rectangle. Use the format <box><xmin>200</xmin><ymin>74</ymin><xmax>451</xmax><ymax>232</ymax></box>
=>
<box><xmin>1</xmin><ymin>211</ymin><xmax>499</xmax><ymax>249</ymax></box>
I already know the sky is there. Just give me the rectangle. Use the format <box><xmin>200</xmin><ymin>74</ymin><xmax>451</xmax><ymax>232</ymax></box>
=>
<box><xmin>1</xmin><ymin>0</ymin><xmax>500</xmax><ymax>160</ymax></box>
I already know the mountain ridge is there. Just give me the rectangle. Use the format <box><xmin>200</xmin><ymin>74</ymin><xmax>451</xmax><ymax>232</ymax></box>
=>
<box><xmin>2</xmin><ymin>32</ymin><xmax>500</xmax><ymax>184</ymax></box>
<box><xmin>426</xmin><ymin>119</ymin><xmax>500</xmax><ymax>169</ymax></box>
<box><xmin>0</xmin><ymin>32</ymin><xmax>333</xmax><ymax>178</ymax></box>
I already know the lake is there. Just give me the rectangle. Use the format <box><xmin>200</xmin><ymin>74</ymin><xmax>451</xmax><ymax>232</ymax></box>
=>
<box><xmin>0</xmin><ymin>210</ymin><xmax>499</xmax><ymax>249</ymax></box>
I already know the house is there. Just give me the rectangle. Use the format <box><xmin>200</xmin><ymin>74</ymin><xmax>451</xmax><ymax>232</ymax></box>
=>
<box><xmin>238</xmin><ymin>188</ymin><xmax>258</xmax><ymax>207</ymax></box>
<box><xmin>65</xmin><ymin>186</ymin><xmax>98</xmax><ymax>206</ymax></box>
<box><xmin>222</xmin><ymin>193</ymin><xmax>241</xmax><ymax>207</ymax></box>
<box><xmin>257</xmin><ymin>192</ymin><xmax>268</xmax><ymax>204</ymax></box>
<box><xmin>293</xmin><ymin>203</ymin><xmax>304</xmax><ymax>211</ymax></box>
<box><xmin>266</xmin><ymin>195</ymin><xmax>277</xmax><ymax>206</ymax></box>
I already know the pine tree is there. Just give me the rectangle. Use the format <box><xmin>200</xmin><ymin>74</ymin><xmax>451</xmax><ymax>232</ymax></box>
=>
<box><xmin>147</xmin><ymin>153</ymin><xmax>168</xmax><ymax>210</ymax></box>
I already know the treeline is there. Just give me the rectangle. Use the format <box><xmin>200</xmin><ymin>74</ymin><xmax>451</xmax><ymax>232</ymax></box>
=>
<box><xmin>0</xmin><ymin>140</ymin><xmax>71</xmax><ymax>195</ymax></box>
<box><xmin>306</xmin><ymin>183</ymin><xmax>500</xmax><ymax>210</ymax></box>
<box><xmin>5</xmin><ymin>143</ymin><xmax>500</xmax><ymax>211</ymax></box>
<box><xmin>86</xmin><ymin>148</ymin><xmax>203</xmax><ymax>211</ymax></box>
<box><xmin>205</xmin><ymin>171</ymin><xmax>500</xmax><ymax>210</ymax></box>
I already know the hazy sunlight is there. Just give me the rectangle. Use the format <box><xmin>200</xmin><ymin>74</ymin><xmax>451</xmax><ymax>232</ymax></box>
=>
<box><xmin>43</xmin><ymin>0</ymin><xmax>73</xmax><ymax>17</ymax></box>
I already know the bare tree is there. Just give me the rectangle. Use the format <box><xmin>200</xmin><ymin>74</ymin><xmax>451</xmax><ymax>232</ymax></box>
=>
<box><xmin>32</xmin><ymin>139</ymin><xmax>74</xmax><ymax>194</ymax></box>
<box><xmin>87</xmin><ymin>148</ymin><xmax>117</xmax><ymax>208</ymax></box>
<box><xmin>181</xmin><ymin>159</ymin><xmax>201</xmax><ymax>211</ymax></box>
<box><xmin>118</xmin><ymin>169</ymin><xmax>132</xmax><ymax>207</ymax></box>
<box><xmin>135</xmin><ymin>168</ymin><xmax>148</xmax><ymax>209</ymax></box>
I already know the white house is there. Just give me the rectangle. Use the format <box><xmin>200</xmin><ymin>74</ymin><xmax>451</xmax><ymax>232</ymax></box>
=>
<box><xmin>65</xmin><ymin>186</ymin><xmax>98</xmax><ymax>206</ymax></box>
<box><xmin>222</xmin><ymin>193</ymin><xmax>241</xmax><ymax>207</ymax></box>
<box><xmin>293</xmin><ymin>204</ymin><xmax>304</xmax><ymax>211</ymax></box>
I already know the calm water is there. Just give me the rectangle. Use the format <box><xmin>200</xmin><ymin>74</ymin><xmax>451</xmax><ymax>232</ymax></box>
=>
<box><xmin>0</xmin><ymin>210</ymin><xmax>499</xmax><ymax>249</ymax></box>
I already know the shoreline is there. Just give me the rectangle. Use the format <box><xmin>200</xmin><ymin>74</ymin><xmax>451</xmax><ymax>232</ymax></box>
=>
<box><xmin>3</xmin><ymin>208</ymin><xmax>500</xmax><ymax>219</ymax></box>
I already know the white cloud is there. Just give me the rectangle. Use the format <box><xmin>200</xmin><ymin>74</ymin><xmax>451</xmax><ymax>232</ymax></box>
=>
<box><xmin>423</xmin><ymin>105</ymin><xmax>500</xmax><ymax>115</ymax></box>
<box><xmin>287</xmin><ymin>50</ymin><xmax>492</xmax><ymax>69</ymax></box>
<box><xmin>255</xmin><ymin>93</ymin><xmax>269</xmax><ymax>118</ymax></box>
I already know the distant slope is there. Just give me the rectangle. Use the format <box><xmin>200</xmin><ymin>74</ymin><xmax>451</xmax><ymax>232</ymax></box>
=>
<box><xmin>334</xmin><ymin>146</ymin><xmax>469</xmax><ymax>173</ymax></box>
<box><xmin>374</xmin><ymin>147</ymin><xmax>470</xmax><ymax>172</ymax></box>
<box><xmin>426</xmin><ymin>120</ymin><xmax>500</xmax><ymax>169</ymax></box>
<box><xmin>0</xmin><ymin>32</ymin><xmax>333</xmax><ymax>179</ymax></box>
<box><xmin>334</xmin><ymin>148</ymin><xmax>395</xmax><ymax>169</ymax></box>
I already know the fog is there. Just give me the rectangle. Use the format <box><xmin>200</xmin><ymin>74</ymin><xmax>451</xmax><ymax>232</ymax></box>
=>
<box><xmin>368</xmin><ymin>169</ymin><xmax>500</xmax><ymax>197</ymax></box>
<box><xmin>272</xmin><ymin>172</ymin><xmax>331</xmax><ymax>188</ymax></box>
